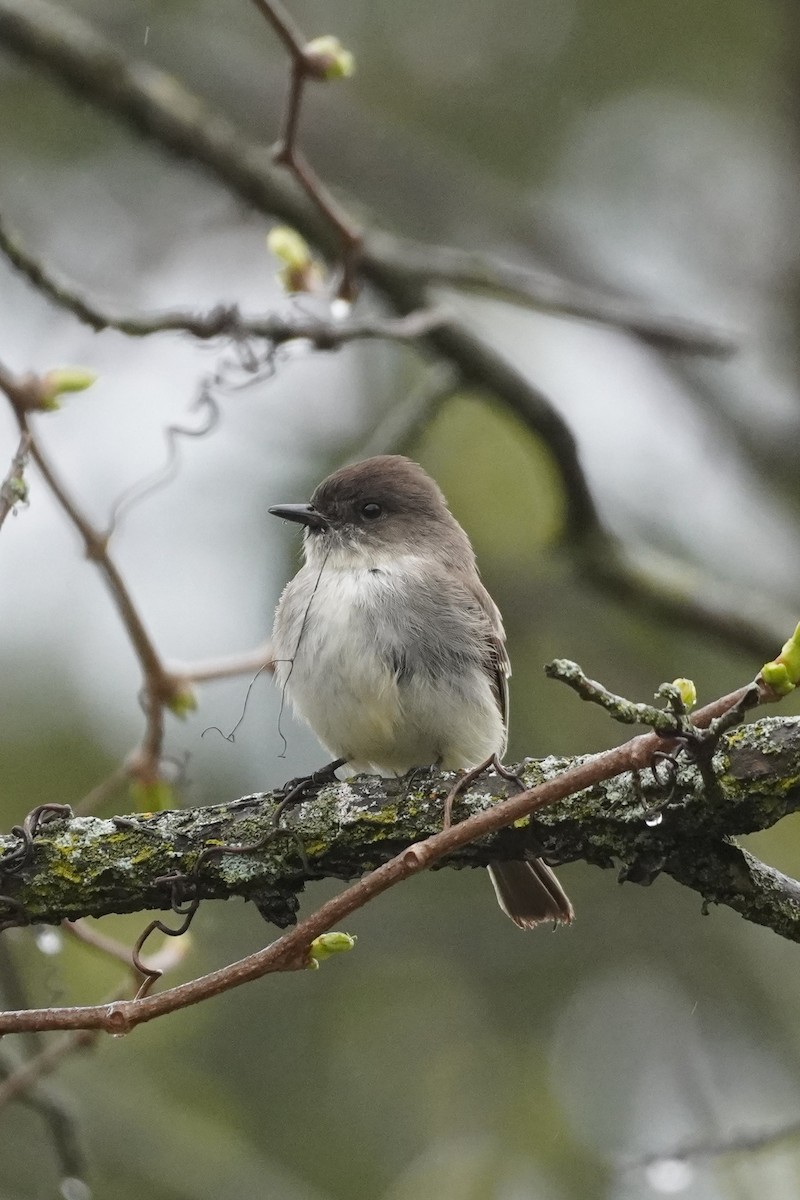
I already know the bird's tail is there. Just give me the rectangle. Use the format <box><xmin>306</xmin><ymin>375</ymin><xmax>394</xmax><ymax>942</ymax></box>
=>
<box><xmin>487</xmin><ymin>859</ymin><xmax>574</xmax><ymax>929</ymax></box>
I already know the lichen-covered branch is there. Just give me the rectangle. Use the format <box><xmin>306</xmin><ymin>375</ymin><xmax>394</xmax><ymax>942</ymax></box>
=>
<box><xmin>1</xmin><ymin>717</ymin><xmax>799</xmax><ymax>939</ymax></box>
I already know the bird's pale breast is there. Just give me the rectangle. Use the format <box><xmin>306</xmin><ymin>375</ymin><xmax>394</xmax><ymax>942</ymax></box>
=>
<box><xmin>272</xmin><ymin>559</ymin><xmax>505</xmax><ymax>773</ymax></box>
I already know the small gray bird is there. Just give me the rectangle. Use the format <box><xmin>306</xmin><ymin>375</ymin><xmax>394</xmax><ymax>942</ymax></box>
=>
<box><xmin>269</xmin><ymin>455</ymin><xmax>573</xmax><ymax>928</ymax></box>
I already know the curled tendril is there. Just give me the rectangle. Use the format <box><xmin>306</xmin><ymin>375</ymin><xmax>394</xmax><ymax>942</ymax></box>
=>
<box><xmin>0</xmin><ymin>805</ymin><xmax>74</xmax><ymax>931</ymax></box>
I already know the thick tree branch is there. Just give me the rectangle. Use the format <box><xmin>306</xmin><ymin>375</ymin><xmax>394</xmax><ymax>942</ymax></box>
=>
<box><xmin>0</xmin><ymin>699</ymin><xmax>797</xmax><ymax>1035</ymax></box>
<box><xmin>1</xmin><ymin>717</ymin><xmax>798</xmax><ymax>935</ymax></box>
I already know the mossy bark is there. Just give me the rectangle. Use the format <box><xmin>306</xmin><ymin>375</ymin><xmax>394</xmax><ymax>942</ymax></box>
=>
<box><xmin>2</xmin><ymin>716</ymin><xmax>800</xmax><ymax>937</ymax></box>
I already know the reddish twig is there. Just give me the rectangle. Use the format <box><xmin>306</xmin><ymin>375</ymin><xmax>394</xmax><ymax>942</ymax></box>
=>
<box><xmin>249</xmin><ymin>0</ymin><xmax>363</xmax><ymax>299</ymax></box>
<box><xmin>0</xmin><ymin>932</ymin><xmax>187</xmax><ymax>1110</ymax></box>
<box><xmin>0</xmin><ymin>359</ymin><xmax>298</xmax><ymax>815</ymax></box>
<box><xmin>0</xmin><ymin>368</ymin><xmax>173</xmax><ymax>782</ymax></box>
<box><xmin>249</xmin><ymin>0</ymin><xmax>306</xmax><ymax>60</ymax></box>
<box><xmin>0</xmin><ymin>362</ymin><xmax>278</xmax><ymax>802</ymax></box>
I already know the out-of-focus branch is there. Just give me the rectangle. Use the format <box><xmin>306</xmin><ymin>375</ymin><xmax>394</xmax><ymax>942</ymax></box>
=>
<box><xmin>373</xmin><ymin>234</ymin><xmax>737</xmax><ymax>357</ymax></box>
<box><xmin>0</xmin><ymin>0</ymin><xmax>779</xmax><ymax>660</ymax></box>
<box><xmin>0</xmin><ymin>929</ymin><xmax>187</xmax><ymax>1126</ymax></box>
<box><xmin>248</xmin><ymin>0</ymin><xmax>362</xmax><ymax>299</ymax></box>
<box><xmin>0</xmin><ymin>216</ymin><xmax>445</xmax><ymax>344</ymax></box>
<box><xmin>0</xmin><ymin>1042</ymin><xmax>87</xmax><ymax>1178</ymax></box>
<box><xmin>0</xmin><ymin>0</ymin><xmax>732</xmax><ymax>357</ymax></box>
<box><xmin>0</xmin><ymin>360</ymin><xmax>174</xmax><ymax>781</ymax></box>
<box><xmin>248</xmin><ymin>0</ymin><xmax>307</xmax><ymax>60</ymax></box>
<box><xmin>167</xmin><ymin>642</ymin><xmax>274</xmax><ymax>684</ymax></box>
<box><xmin>581</xmin><ymin>538</ymin><xmax>795</xmax><ymax>661</ymax></box>
<box><xmin>634</xmin><ymin>1111</ymin><xmax>800</xmax><ymax>1176</ymax></box>
<box><xmin>352</xmin><ymin>362</ymin><xmax>460</xmax><ymax>460</ymax></box>
<box><xmin>0</xmin><ymin>361</ymin><xmax>274</xmax><ymax>804</ymax></box>
<box><xmin>0</xmin><ymin>429</ymin><xmax>30</xmax><ymax>529</ymax></box>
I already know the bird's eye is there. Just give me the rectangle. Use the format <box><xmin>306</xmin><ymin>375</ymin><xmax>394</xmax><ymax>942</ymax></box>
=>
<box><xmin>361</xmin><ymin>502</ymin><xmax>383</xmax><ymax>520</ymax></box>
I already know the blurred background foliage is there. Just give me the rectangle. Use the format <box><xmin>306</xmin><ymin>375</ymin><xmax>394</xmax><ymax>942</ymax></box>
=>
<box><xmin>1</xmin><ymin>1</ymin><xmax>800</xmax><ymax>1198</ymax></box>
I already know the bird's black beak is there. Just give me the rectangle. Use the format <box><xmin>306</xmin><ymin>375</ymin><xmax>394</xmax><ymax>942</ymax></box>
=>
<box><xmin>268</xmin><ymin>503</ymin><xmax>329</xmax><ymax>531</ymax></box>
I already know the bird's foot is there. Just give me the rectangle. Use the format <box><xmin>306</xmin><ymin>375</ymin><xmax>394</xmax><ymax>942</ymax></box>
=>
<box><xmin>272</xmin><ymin>757</ymin><xmax>346</xmax><ymax>827</ymax></box>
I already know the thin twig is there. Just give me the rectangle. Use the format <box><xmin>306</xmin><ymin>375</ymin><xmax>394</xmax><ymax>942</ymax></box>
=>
<box><xmin>248</xmin><ymin>0</ymin><xmax>362</xmax><ymax>298</ymax></box>
<box><xmin>167</xmin><ymin>642</ymin><xmax>274</xmax><ymax>684</ymax></box>
<box><xmin>0</xmin><ymin>1043</ymin><xmax>87</xmax><ymax>1176</ymax></box>
<box><xmin>0</xmin><ymin>935</ymin><xmax>187</xmax><ymax>1111</ymax></box>
<box><xmin>0</xmin><ymin>0</ymin><xmax>737</xmax><ymax>357</ymax></box>
<box><xmin>0</xmin><ymin>430</ymin><xmax>30</xmax><ymax>529</ymax></box>
<box><xmin>0</xmin><ymin>215</ymin><xmax>445</xmax><ymax>344</ymax></box>
<box><xmin>352</xmin><ymin>362</ymin><xmax>460</xmax><ymax>460</ymax></box>
<box><xmin>248</xmin><ymin>0</ymin><xmax>306</xmax><ymax>60</ymax></box>
<box><xmin>545</xmin><ymin>658</ymin><xmax>687</xmax><ymax>729</ymax></box>
<box><xmin>72</xmin><ymin>766</ymin><xmax>129</xmax><ymax>817</ymax></box>
<box><xmin>632</xmin><ymin>1113</ymin><xmax>800</xmax><ymax>1170</ymax></box>
<box><xmin>63</xmin><ymin>919</ymin><xmax>143</xmax><ymax>970</ymax></box>
<box><xmin>0</xmin><ymin>361</ymin><xmax>175</xmax><ymax>780</ymax></box>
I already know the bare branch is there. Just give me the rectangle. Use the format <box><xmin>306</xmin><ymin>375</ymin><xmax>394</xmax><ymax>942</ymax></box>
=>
<box><xmin>248</xmin><ymin>0</ymin><xmax>362</xmax><ymax>297</ymax></box>
<box><xmin>0</xmin><ymin>3</ymin><xmax>785</xmax><ymax>684</ymax></box>
<box><xmin>0</xmin><ymin>1042</ymin><xmax>88</xmax><ymax>1177</ymax></box>
<box><xmin>374</xmin><ymin>234</ymin><xmax>738</xmax><ymax>357</ymax></box>
<box><xmin>0</xmin><ymin>216</ymin><xmax>446</xmax><ymax>345</ymax></box>
<box><xmin>0</xmin><ymin>1</ymin><xmax>731</xmax><ymax>357</ymax></box>
<box><xmin>72</xmin><ymin>768</ymin><xmax>129</xmax><ymax>818</ymax></box>
<box><xmin>0</xmin><ymin>931</ymin><xmax>187</xmax><ymax>1118</ymax></box>
<box><xmin>0</xmin><ymin>361</ymin><xmax>178</xmax><ymax>781</ymax></box>
<box><xmin>248</xmin><ymin>0</ymin><xmax>307</xmax><ymax>61</ymax></box>
<box><xmin>0</xmin><ymin>0</ymin><xmax>732</xmax><ymax>361</ymax></box>
<box><xmin>584</xmin><ymin>538</ymin><xmax>795</xmax><ymax>661</ymax></box>
<box><xmin>168</xmin><ymin>642</ymin><xmax>275</xmax><ymax>685</ymax></box>
<box><xmin>0</xmin><ymin>430</ymin><xmax>30</xmax><ymax>529</ymax></box>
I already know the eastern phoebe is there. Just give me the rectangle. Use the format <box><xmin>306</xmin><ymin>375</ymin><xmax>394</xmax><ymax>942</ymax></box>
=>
<box><xmin>269</xmin><ymin>455</ymin><xmax>573</xmax><ymax>928</ymax></box>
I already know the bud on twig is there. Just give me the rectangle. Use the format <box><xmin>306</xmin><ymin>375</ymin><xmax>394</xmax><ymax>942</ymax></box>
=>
<box><xmin>267</xmin><ymin>226</ymin><xmax>324</xmax><ymax>294</ymax></box>
<box><xmin>40</xmin><ymin>367</ymin><xmax>97</xmax><ymax>410</ymax></box>
<box><xmin>303</xmin><ymin>36</ymin><xmax>355</xmax><ymax>80</ymax></box>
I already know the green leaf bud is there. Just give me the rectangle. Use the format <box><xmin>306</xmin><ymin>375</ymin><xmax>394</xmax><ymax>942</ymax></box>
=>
<box><xmin>307</xmin><ymin>931</ymin><xmax>357</xmax><ymax>968</ymax></box>
<box><xmin>304</xmin><ymin>36</ymin><xmax>355</xmax><ymax>80</ymax></box>
<box><xmin>671</xmin><ymin>678</ymin><xmax>697</xmax><ymax>710</ymax></box>
<box><xmin>40</xmin><ymin>367</ymin><xmax>97</xmax><ymax>409</ymax></box>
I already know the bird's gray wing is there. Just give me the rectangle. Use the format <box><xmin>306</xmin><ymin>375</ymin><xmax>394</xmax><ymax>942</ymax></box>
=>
<box><xmin>376</xmin><ymin>563</ymin><xmax>510</xmax><ymax>735</ymax></box>
<box><xmin>465</xmin><ymin>574</ymin><xmax>510</xmax><ymax>734</ymax></box>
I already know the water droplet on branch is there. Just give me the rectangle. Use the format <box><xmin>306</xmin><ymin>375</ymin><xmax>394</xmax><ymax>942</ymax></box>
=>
<box><xmin>35</xmin><ymin>928</ymin><xmax>63</xmax><ymax>956</ymax></box>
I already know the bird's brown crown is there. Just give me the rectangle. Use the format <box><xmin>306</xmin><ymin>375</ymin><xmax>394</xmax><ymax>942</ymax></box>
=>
<box><xmin>310</xmin><ymin>455</ymin><xmax>471</xmax><ymax>562</ymax></box>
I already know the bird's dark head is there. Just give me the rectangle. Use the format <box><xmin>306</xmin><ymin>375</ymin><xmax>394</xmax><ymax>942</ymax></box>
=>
<box><xmin>269</xmin><ymin>455</ymin><xmax>472</xmax><ymax>567</ymax></box>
